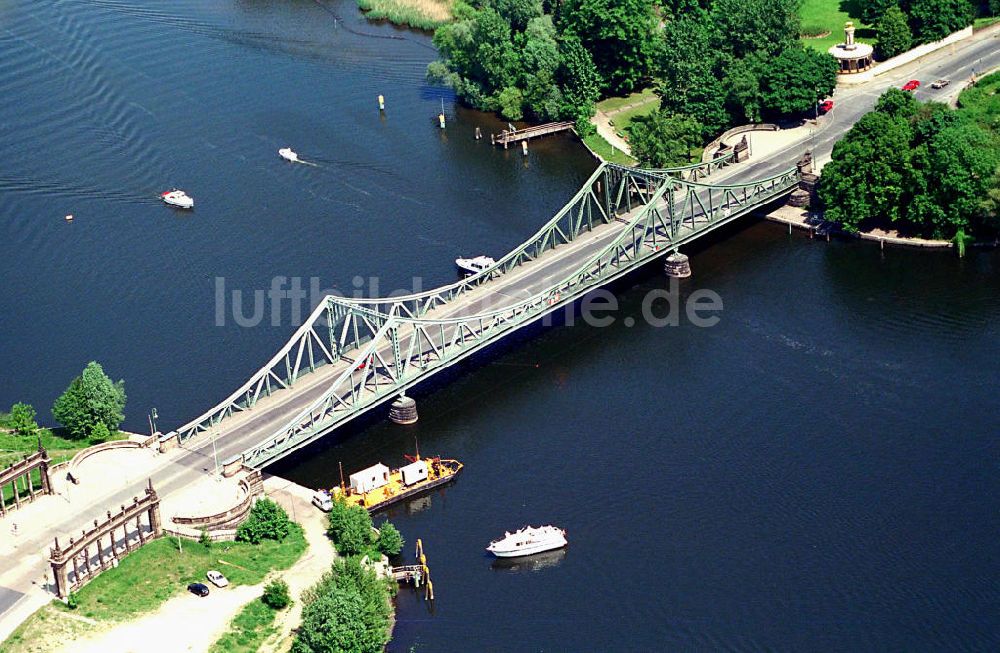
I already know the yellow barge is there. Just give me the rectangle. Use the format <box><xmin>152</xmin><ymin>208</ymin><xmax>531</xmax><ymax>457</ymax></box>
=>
<box><xmin>312</xmin><ymin>455</ymin><xmax>463</xmax><ymax>513</ymax></box>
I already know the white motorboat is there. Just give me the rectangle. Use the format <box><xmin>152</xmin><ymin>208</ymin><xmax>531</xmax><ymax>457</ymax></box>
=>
<box><xmin>486</xmin><ymin>525</ymin><xmax>567</xmax><ymax>558</ymax></box>
<box><xmin>278</xmin><ymin>147</ymin><xmax>299</xmax><ymax>162</ymax></box>
<box><xmin>161</xmin><ymin>189</ymin><xmax>194</xmax><ymax>209</ymax></box>
<box><xmin>455</xmin><ymin>255</ymin><xmax>495</xmax><ymax>275</ymax></box>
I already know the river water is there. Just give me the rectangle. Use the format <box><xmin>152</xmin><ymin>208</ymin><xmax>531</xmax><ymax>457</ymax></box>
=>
<box><xmin>2</xmin><ymin>1</ymin><xmax>997</xmax><ymax>650</ymax></box>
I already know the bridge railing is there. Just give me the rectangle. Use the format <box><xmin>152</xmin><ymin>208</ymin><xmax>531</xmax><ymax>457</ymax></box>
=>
<box><xmin>637</xmin><ymin>150</ymin><xmax>736</xmax><ymax>182</ymax></box>
<box><xmin>240</xmin><ymin>168</ymin><xmax>800</xmax><ymax>467</ymax></box>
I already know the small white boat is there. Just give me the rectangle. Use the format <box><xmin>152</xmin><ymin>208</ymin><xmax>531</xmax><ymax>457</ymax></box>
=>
<box><xmin>487</xmin><ymin>525</ymin><xmax>567</xmax><ymax>558</ymax></box>
<box><xmin>456</xmin><ymin>255</ymin><xmax>495</xmax><ymax>275</ymax></box>
<box><xmin>161</xmin><ymin>189</ymin><xmax>194</xmax><ymax>209</ymax></box>
<box><xmin>278</xmin><ymin>147</ymin><xmax>299</xmax><ymax>162</ymax></box>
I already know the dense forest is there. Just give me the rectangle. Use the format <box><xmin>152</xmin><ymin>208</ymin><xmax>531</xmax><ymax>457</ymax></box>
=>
<box><xmin>428</xmin><ymin>0</ymin><xmax>838</xmax><ymax>158</ymax></box>
<box><xmin>818</xmin><ymin>74</ymin><xmax>1000</xmax><ymax>240</ymax></box>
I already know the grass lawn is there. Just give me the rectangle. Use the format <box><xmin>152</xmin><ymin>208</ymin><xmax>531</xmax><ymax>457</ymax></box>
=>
<box><xmin>608</xmin><ymin>101</ymin><xmax>659</xmax><ymax>138</ymax></box>
<box><xmin>957</xmin><ymin>71</ymin><xmax>1000</xmax><ymax>136</ymax></box>
<box><xmin>596</xmin><ymin>88</ymin><xmax>658</xmax><ymax>115</ymax></box>
<box><xmin>581</xmin><ymin>132</ymin><xmax>636</xmax><ymax>165</ymax></box>
<box><xmin>208</xmin><ymin>598</ymin><xmax>280</xmax><ymax>653</ymax></box>
<box><xmin>2</xmin><ymin>526</ymin><xmax>307</xmax><ymax>652</ymax></box>
<box><xmin>0</xmin><ymin>419</ymin><xmax>127</xmax><ymax>469</ymax></box>
<box><xmin>974</xmin><ymin>16</ymin><xmax>1000</xmax><ymax>31</ymax></box>
<box><xmin>798</xmin><ymin>0</ymin><xmax>873</xmax><ymax>52</ymax></box>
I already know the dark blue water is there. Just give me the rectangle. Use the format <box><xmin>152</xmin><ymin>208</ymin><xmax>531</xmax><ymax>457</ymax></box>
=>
<box><xmin>3</xmin><ymin>2</ymin><xmax>998</xmax><ymax>651</ymax></box>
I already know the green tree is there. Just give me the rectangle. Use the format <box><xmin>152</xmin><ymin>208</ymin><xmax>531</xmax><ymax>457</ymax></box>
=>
<box><xmin>8</xmin><ymin>402</ymin><xmax>38</xmax><ymax>436</ymax></box>
<box><xmin>759</xmin><ymin>45</ymin><xmax>838</xmax><ymax>116</ymax></box>
<box><xmin>293</xmin><ymin>559</ymin><xmax>391</xmax><ymax>653</ymax></box>
<box><xmin>557</xmin><ymin>0</ymin><xmax>656</xmax><ymax>94</ymax></box>
<box><xmin>710</xmin><ymin>0</ymin><xmax>800</xmax><ymax>58</ymax></box>
<box><xmin>494</xmin><ymin>0</ymin><xmax>543</xmax><ymax>30</ymax></box>
<box><xmin>262</xmin><ymin>578</ymin><xmax>291</xmax><ymax>610</ymax></box>
<box><xmin>723</xmin><ymin>54</ymin><xmax>764</xmax><ymax>124</ymax></box>
<box><xmin>557</xmin><ymin>34</ymin><xmax>602</xmax><ymax>119</ymax></box>
<box><xmin>497</xmin><ymin>86</ymin><xmax>525</xmax><ymax>119</ymax></box>
<box><xmin>907</xmin><ymin>0</ymin><xmax>974</xmax><ymax>42</ymax></box>
<box><xmin>376</xmin><ymin>522</ymin><xmax>404</xmax><ymax>556</ymax></box>
<box><xmin>326</xmin><ymin>498</ymin><xmax>375</xmax><ymax>556</ymax></box>
<box><xmin>917</xmin><ymin>123</ymin><xmax>1000</xmax><ymax>237</ymax></box>
<box><xmin>51</xmin><ymin>361</ymin><xmax>126</xmax><ymax>439</ymax></box>
<box><xmin>876</xmin><ymin>6</ymin><xmax>913</xmax><ymax>58</ymax></box>
<box><xmin>875</xmin><ymin>87</ymin><xmax>920</xmax><ymax>118</ymax></box>
<box><xmin>236</xmin><ymin>498</ymin><xmax>291</xmax><ymax>544</ymax></box>
<box><xmin>849</xmin><ymin>0</ymin><xmax>898</xmax><ymax>25</ymax></box>
<box><xmin>818</xmin><ymin>110</ymin><xmax>916</xmax><ymax>231</ymax></box>
<box><xmin>626</xmin><ymin>110</ymin><xmax>703</xmax><ymax>167</ymax></box>
<box><xmin>654</xmin><ymin>11</ymin><xmax>728</xmax><ymax>138</ymax></box>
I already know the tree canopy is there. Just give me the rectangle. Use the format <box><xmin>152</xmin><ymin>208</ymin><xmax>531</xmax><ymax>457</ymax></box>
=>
<box><xmin>556</xmin><ymin>0</ymin><xmax>657</xmax><ymax>94</ymax></box>
<box><xmin>51</xmin><ymin>361</ymin><xmax>126</xmax><ymax>439</ymax></box>
<box><xmin>819</xmin><ymin>79</ymin><xmax>1000</xmax><ymax>239</ymax></box>
<box><xmin>293</xmin><ymin>559</ymin><xmax>393</xmax><ymax>653</ymax></box>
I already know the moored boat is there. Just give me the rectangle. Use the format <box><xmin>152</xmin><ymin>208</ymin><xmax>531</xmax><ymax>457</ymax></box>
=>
<box><xmin>487</xmin><ymin>525</ymin><xmax>567</xmax><ymax>558</ymax></box>
<box><xmin>455</xmin><ymin>255</ymin><xmax>495</xmax><ymax>275</ymax></box>
<box><xmin>161</xmin><ymin>189</ymin><xmax>194</xmax><ymax>209</ymax></box>
<box><xmin>315</xmin><ymin>454</ymin><xmax>463</xmax><ymax>513</ymax></box>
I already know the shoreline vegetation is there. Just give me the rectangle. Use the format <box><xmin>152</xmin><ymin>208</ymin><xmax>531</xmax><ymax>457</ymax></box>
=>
<box><xmin>817</xmin><ymin>72</ymin><xmax>1000</xmax><ymax>246</ymax></box>
<box><xmin>355</xmin><ymin>0</ymin><xmax>453</xmax><ymax>30</ymax></box>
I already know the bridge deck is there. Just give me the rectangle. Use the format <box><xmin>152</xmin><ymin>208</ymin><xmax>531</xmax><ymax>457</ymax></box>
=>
<box><xmin>179</xmin><ymin>156</ymin><xmax>800</xmax><ymax>468</ymax></box>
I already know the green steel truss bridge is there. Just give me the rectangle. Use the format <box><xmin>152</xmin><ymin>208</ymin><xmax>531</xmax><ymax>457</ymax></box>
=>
<box><xmin>170</xmin><ymin>156</ymin><xmax>800</xmax><ymax>468</ymax></box>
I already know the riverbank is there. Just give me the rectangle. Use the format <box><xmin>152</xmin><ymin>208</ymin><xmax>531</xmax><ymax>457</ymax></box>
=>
<box><xmin>765</xmin><ymin>205</ymin><xmax>956</xmax><ymax>248</ymax></box>
<box><xmin>355</xmin><ymin>0</ymin><xmax>452</xmax><ymax>30</ymax></box>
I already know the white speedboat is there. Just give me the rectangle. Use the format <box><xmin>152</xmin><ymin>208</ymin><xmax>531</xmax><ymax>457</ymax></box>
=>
<box><xmin>456</xmin><ymin>255</ymin><xmax>495</xmax><ymax>275</ymax></box>
<box><xmin>487</xmin><ymin>525</ymin><xmax>567</xmax><ymax>558</ymax></box>
<box><xmin>161</xmin><ymin>189</ymin><xmax>194</xmax><ymax>209</ymax></box>
<box><xmin>278</xmin><ymin>147</ymin><xmax>299</xmax><ymax>162</ymax></box>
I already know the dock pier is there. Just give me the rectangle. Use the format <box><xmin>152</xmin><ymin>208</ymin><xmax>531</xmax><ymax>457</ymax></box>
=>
<box><xmin>491</xmin><ymin>121</ymin><xmax>574</xmax><ymax>148</ymax></box>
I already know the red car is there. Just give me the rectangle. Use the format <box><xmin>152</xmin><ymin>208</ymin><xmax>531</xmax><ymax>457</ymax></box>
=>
<box><xmin>818</xmin><ymin>100</ymin><xmax>834</xmax><ymax>114</ymax></box>
<box><xmin>902</xmin><ymin>80</ymin><xmax>920</xmax><ymax>91</ymax></box>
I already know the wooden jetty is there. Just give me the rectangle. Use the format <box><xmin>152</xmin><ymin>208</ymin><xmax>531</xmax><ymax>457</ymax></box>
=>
<box><xmin>491</xmin><ymin>121</ymin><xmax>574</xmax><ymax>148</ymax></box>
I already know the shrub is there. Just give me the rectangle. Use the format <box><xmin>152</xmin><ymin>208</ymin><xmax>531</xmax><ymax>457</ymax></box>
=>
<box><xmin>262</xmin><ymin>578</ymin><xmax>291</xmax><ymax>610</ymax></box>
<box><xmin>326</xmin><ymin>498</ymin><xmax>375</xmax><ymax>556</ymax></box>
<box><xmin>199</xmin><ymin>529</ymin><xmax>213</xmax><ymax>549</ymax></box>
<box><xmin>376</xmin><ymin>522</ymin><xmax>404</xmax><ymax>557</ymax></box>
<box><xmin>8</xmin><ymin>402</ymin><xmax>38</xmax><ymax>436</ymax></box>
<box><xmin>236</xmin><ymin>498</ymin><xmax>290</xmax><ymax>544</ymax></box>
<box><xmin>67</xmin><ymin>592</ymin><xmax>79</xmax><ymax>610</ymax></box>
<box><xmin>90</xmin><ymin>422</ymin><xmax>111</xmax><ymax>443</ymax></box>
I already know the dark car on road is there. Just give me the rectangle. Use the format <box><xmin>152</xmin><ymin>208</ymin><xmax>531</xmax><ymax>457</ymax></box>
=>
<box><xmin>187</xmin><ymin>582</ymin><xmax>210</xmax><ymax>597</ymax></box>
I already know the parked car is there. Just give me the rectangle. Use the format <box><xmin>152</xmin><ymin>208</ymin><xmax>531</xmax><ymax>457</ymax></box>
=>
<box><xmin>902</xmin><ymin>80</ymin><xmax>921</xmax><ymax>91</ymax></box>
<box><xmin>818</xmin><ymin>100</ymin><xmax>834</xmax><ymax>114</ymax></box>
<box><xmin>187</xmin><ymin>582</ymin><xmax>210</xmax><ymax>597</ymax></box>
<box><xmin>206</xmin><ymin>570</ymin><xmax>229</xmax><ymax>588</ymax></box>
<box><xmin>931</xmin><ymin>79</ymin><xmax>950</xmax><ymax>89</ymax></box>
